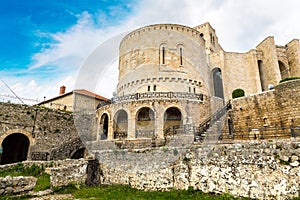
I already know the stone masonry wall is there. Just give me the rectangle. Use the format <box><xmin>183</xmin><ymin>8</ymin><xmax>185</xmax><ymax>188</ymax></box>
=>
<box><xmin>0</xmin><ymin>176</ymin><xmax>37</xmax><ymax>195</ymax></box>
<box><xmin>230</xmin><ymin>79</ymin><xmax>300</xmax><ymax>138</ymax></box>
<box><xmin>1</xmin><ymin>139</ymin><xmax>300</xmax><ymax>199</ymax></box>
<box><xmin>91</xmin><ymin>139</ymin><xmax>300</xmax><ymax>200</ymax></box>
<box><xmin>0</xmin><ymin>103</ymin><xmax>84</xmax><ymax>161</ymax></box>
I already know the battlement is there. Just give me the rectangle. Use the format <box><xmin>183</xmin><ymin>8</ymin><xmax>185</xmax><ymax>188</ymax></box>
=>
<box><xmin>120</xmin><ymin>23</ymin><xmax>205</xmax><ymax>48</ymax></box>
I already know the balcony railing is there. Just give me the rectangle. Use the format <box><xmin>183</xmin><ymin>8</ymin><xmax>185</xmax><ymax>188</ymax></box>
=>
<box><xmin>112</xmin><ymin>92</ymin><xmax>204</xmax><ymax>103</ymax></box>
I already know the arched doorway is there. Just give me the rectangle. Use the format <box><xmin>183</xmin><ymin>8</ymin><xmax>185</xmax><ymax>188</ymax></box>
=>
<box><xmin>212</xmin><ymin>68</ymin><xmax>224</xmax><ymax>99</ymax></box>
<box><xmin>164</xmin><ymin>107</ymin><xmax>182</xmax><ymax>135</ymax></box>
<box><xmin>278</xmin><ymin>61</ymin><xmax>289</xmax><ymax>79</ymax></box>
<box><xmin>71</xmin><ymin>148</ymin><xmax>86</xmax><ymax>159</ymax></box>
<box><xmin>113</xmin><ymin>110</ymin><xmax>128</xmax><ymax>139</ymax></box>
<box><xmin>1</xmin><ymin>133</ymin><xmax>30</xmax><ymax>164</ymax></box>
<box><xmin>135</xmin><ymin>107</ymin><xmax>155</xmax><ymax>138</ymax></box>
<box><xmin>100</xmin><ymin>113</ymin><xmax>109</xmax><ymax>140</ymax></box>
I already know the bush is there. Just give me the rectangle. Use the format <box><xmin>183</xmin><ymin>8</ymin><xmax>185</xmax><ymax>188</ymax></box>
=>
<box><xmin>232</xmin><ymin>89</ymin><xmax>245</xmax><ymax>99</ymax></box>
<box><xmin>279</xmin><ymin>77</ymin><xmax>300</xmax><ymax>83</ymax></box>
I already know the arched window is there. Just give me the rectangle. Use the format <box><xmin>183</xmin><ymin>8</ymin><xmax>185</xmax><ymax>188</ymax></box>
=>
<box><xmin>148</xmin><ymin>85</ymin><xmax>151</xmax><ymax>92</ymax></box>
<box><xmin>153</xmin><ymin>85</ymin><xmax>156</xmax><ymax>91</ymax></box>
<box><xmin>162</xmin><ymin>47</ymin><xmax>165</xmax><ymax>64</ymax></box>
<box><xmin>180</xmin><ymin>47</ymin><xmax>183</xmax><ymax>66</ymax></box>
<box><xmin>160</xmin><ymin>44</ymin><xmax>167</xmax><ymax>65</ymax></box>
<box><xmin>212</xmin><ymin>68</ymin><xmax>224</xmax><ymax>99</ymax></box>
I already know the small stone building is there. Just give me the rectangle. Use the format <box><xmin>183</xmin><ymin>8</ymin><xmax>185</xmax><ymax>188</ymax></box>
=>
<box><xmin>38</xmin><ymin>86</ymin><xmax>109</xmax><ymax>112</ymax></box>
<box><xmin>96</xmin><ymin>22</ymin><xmax>300</xmax><ymax>141</ymax></box>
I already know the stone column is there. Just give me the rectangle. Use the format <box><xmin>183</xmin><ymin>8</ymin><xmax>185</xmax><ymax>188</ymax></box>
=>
<box><xmin>154</xmin><ymin>103</ymin><xmax>165</xmax><ymax>138</ymax></box>
<box><xmin>127</xmin><ymin>113</ymin><xmax>136</xmax><ymax>139</ymax></box>
<box><xmin>107</xmin><ymin>120</ymin><xmax>114</xmax><ymax>140</ymax></box>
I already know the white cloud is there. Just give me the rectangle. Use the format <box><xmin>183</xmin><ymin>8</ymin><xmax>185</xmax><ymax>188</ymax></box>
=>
<box><xmin>14</xmin><ymin>0</ymin><xmax>300</xmax><ymax>101</ymax></box>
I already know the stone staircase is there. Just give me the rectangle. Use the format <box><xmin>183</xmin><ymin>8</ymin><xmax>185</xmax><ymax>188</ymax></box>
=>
<box><xmin>195</xmin><ymin>101</ymin><xmax>231</xmax><ymax>143</ymax></box>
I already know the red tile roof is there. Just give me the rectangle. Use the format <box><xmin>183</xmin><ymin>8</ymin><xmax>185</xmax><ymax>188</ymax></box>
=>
<box><xmin>37</xmin><ymin>89</ymin><xmax>110</xmax><ymax>105</ymax></box>
<box><xmin>73</xmin><ymin>89</ymin><xmax>110</xmax><ymax>101</ymax></box>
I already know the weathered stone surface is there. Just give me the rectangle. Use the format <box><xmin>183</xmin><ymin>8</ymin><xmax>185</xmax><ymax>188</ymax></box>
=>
<box><xmin>49</xmin><ymin>159</ymin><xmax>88</xmax><ymax>187</ymax></box>
<box><xmin>0</xmin><ymin>176</ymin><xmax>37</xmax><ymax>195</ymax></box>
<box><xmin>88</xmin><ymin>139</ymin><xmax>300</xmax><ymax>200</ymax></box>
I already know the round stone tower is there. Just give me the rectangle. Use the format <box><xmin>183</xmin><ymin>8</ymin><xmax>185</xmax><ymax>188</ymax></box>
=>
<box><xmin>96</xmin><ymin>24</ymin><xmax>212</xmax><ymax>141</ymax></box>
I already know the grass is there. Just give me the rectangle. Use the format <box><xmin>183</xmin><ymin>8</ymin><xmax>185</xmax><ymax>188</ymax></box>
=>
<box><xmin>33</xmin><ymin>173</ymin><xmax>50</xmax><ymax>192</ymax></box>
<box><xmin>53</xmin><ymin>184</ymin><xmax>243</xmax><ymax>200</ymax></box>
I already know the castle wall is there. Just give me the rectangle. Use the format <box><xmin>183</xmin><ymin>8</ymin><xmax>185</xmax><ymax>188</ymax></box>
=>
<box><xmin>286</xmin><ymin>39</ymin><xmax>300</xmax><ymax>77</ymax></box>
<box><xmin>0</xmin><ymin>103</ymin><xmax>81</xmax><ymax>161</ymax></box>
<box><xmin>87</xmin><ymin>139</ymin><xmax>300</xmax><ymax>200</ymax></box>
<box><xmin>230</xmin><ymin>80</ymin><xmax>300</xmax><ymax>137</ymax></box>
<box><xmin>256</xmin><ymin>36</ymin><xmax>282</xmax><ymax>89</ymax></box>
<box><xmin>209</xmin><ymin>50</ymin><xmax>261</xmax><ymax>102</ymax></box>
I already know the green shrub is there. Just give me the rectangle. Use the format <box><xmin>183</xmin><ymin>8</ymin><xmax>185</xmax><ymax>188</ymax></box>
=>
<box><xmin>232</xmin><ymin>89</ymin><xmax>245</xmax><ymax>99</ymax></box>
<box><xmin>279</xmin><ymin>77</ymin><xmax>300</xmax><ymax>83</ymax></box>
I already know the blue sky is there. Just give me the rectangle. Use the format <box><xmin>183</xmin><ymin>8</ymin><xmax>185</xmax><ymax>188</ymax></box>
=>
<box><xmin>0</xmin><ymin>0</ymin><xmax>300</xmax><ymax>104</ymax></box>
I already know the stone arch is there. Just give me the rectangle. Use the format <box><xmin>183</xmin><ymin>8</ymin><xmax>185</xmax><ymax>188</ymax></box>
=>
<box><xmin>135</xmin><ymin>107</ymin><xmax>155</xmax><ymax>138</ymax></box>
<box><xmin>212</xmin><ymin>68</ymin><xmax>224</xmax><ymax>99</ymax></box>
<box><xmin>99</xmin><ymin>113</ymin><xmax>110</xmax><ymax>140</ymax></box>
<box><xmin>0</xmin><ymin>129</ymin><xmax>34</xmax><ymax>146</ymax></box>
<box><xmin>70</xmin><ymin>147</ymin><xmax>86</xmax><ymax>159</ymax></box>
<box><xmin>163</xmin><ymin>106</ymin><xmax>182</xmax><ymax>133</ymax></box>
<box><xmin>278</xmin><ymin>60</ymin><xmax>289</xmax><ymax>79</ymax></box>
<box><xmin>113</xmin><ymin>109</ymin><xmax>128</xmax><ymax>139</ymax></box>
<box><xmin>1</xmin><ymin>132</ymin><xmax>31</xmax><ymax>164</ymax></box>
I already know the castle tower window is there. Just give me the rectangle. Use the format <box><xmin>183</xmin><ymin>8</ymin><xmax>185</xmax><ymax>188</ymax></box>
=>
<box><xmin>210</xmin><ymin>33</ymin><xmax>215</xmax><ymax>46</ymax></box>
<box><xmin>153</xmin><ymin>85</ymin><xmax>156</xmax><ymax>91</ymax></box>
<box><xmin>200</xmin><ymin>33</ymin><xmax>204</xmax><ymax>38</ymax></box>
<box><xmin>162</xmin><ymin>46</ymin><xmax>166</xmax><ymax>64</ymax></box>
<box><xmin>148</xmin><ymin>85</ymin><xmax>151</xmax><ymax>92</ymax></box>
<box><xmin>193</xmin><ymin>88</ymin><xmax>196</xmax><ymax>94</ymax></box>
<box><xmin>189</xmin><ymin>87</ymin><xmax>191</xmax><ymax>93</ymax></box>
<box><xmin>180</xmin><ymin>47</ymin><xmax>183</xmax><ymax>66</ymax></box>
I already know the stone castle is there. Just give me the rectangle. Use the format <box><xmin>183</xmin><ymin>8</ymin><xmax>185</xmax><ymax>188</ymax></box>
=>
<box><xmin>0</xmin><ymin>22</ymin><xmax>299</xmax><ymax>163</ymax></box>
<box><xmin>1</xmin><ymin>22</ymin><xmax>300</xmax><ymax>200</ymax></box>
<box><xmin>96</xmin><ymin>22</ymin><xmax>300</xmax><ymax>140</ymax></box>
